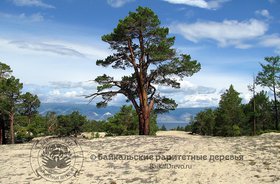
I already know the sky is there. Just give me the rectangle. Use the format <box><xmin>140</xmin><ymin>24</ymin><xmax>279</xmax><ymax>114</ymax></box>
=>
<box><xmin>0</xmin><ymin>0</ymin><xmax>280</xmax><ymax>108</ymax></box>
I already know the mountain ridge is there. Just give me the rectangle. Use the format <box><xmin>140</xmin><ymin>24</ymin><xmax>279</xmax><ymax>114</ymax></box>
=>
<box><xmin>39</xmin><ymin>103</ymin><xmax>213</xmax><ymax>129</ymax></box>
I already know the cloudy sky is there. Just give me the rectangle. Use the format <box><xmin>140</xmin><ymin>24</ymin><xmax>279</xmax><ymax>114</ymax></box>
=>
<box><xmin>0</xmin><ymin>0</ymin><xmax>279</xmax><ymax>107</ymax></box>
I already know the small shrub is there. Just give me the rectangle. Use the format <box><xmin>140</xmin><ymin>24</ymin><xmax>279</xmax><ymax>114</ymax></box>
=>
<box><xmin>232</xmin><ymin>125</ymin><xmax>241</xmax><ymax>136</ymax></box>
<box><xmin>95</xmin><ymin>132</ymin><xmax>100</xmax><ymax>138</ymax></box>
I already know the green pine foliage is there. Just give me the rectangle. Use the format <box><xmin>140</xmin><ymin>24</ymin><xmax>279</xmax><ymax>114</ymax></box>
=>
<box><xmin>191</xmin><ymin>85</ymin><xmax>246</xmax><ymax>137</ymax></box>
<box><xmin>191</xmin><ymin>85</ymin><xmax>247</xmax><ymax>136</ymax></box>
<box><xmin>191</xmin><ymin>108</ymin><xmax>215</xmax><ymax>136</ymax></box>
<box><xmin>190</xmin><ymin>83</ymin><xmax>279</xmax><ymax>137</ymax></box>
<box><xmin>214</xmin><ymin>85</ymin><xmax>245</xmax><ymax>136</ymax></box>
<box><xmin>56</xmin><ymin>111</ymin><xmax>87</xmax><ymax>137</ymax></box>
<box><xmin>104</xmin><ymin>105</ymin><xmax>158</xmax><ymax>136</ymax></box>
<box><xmin>243</xmin><ymin>91</ymin><xmax>274</xmax><ymax>135</ymax></box>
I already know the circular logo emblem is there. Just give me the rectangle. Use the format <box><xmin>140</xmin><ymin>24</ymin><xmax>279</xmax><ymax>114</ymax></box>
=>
<box><xmin>30</xmin><ymin>137</ymin><xmax>83</xmax><ymax>182</ymax></box>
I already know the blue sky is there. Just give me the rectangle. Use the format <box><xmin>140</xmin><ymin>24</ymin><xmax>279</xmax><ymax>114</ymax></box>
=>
<box><xmin>0</xmin><ymin>0</ymin><xmax>280</xmax><ymax>107</ymax></box>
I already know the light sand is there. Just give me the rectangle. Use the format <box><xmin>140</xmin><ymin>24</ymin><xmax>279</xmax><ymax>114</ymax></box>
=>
<box><xmin>0</xmin><ymin>131</ymin><xmax>279</xmax><ymax>184</ymax></box>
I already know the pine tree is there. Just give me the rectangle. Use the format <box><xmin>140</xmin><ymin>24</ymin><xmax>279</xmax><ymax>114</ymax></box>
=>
<box><xmin>256</xmin><ymin>56</ymin><xmax>280</xmax><ymax>130</ymax></box>
<box><xmin>214</xmin><ymin>85</ymin><xmax>245</xmax><ymax>136</ymax></box>
<box><xmin>251</xmin><ymin>91</ymin><xmax>273</xmax><ymax>131</ymax></box>
<box><xmin>0</xmin><ymin>76</ymin><xmax>23</xmax><ymax>143</ymax></box>
<box><xmin>0</xmin><ymin>62</ymin><xmax>13</xmax><ymax>144</ymax></box>
<box><xmin>19</xmin><ymin>92</ymin><xmax>40</xmax><ymax>124</ymax></box>
<box><xmin>87</xmin><ymin>7</ymin><xmax>200</xmax><ymax>135</ymax></box>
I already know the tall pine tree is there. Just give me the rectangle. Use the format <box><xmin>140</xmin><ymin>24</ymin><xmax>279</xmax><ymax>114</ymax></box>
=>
<box><xmin>256</xmin><ymin>56</ymin><xmax>280</xmax><ymax>130</ymax></box>
<box><xmin>88</xmin><ymin>7</ymin><xmax>200</xmax><ymax>135</ymax></box>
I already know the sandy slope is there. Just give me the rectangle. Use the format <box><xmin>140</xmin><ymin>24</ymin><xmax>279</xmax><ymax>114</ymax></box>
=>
<box><xmin>0</xmin><ymin>131</ymin><xmax>279</xmax><ymax>184</ymax></box>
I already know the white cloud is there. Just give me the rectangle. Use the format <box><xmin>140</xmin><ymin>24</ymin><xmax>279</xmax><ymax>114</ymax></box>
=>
<box><xmin>170</xmin><ymin>19</ymin><xmax>268</xmax><ymax>48</ymax></box>
<box><xmin>158</xmin><ymin>81</ymin><xmax>216</xmax><ymax>95</ymax></box>
<box><xmin>65</xmin><ymin>91</ymin><xmax>79</xmax><ymax>98</ymax></box>
<box><xmin>11</xmin><ymin>0</ymin><xmax>55</xmax><ymax>8</ymax></box>
<box><xmin>268</xmin><ymin>0</ymin><xmax>275</xmax><ymax>3</ymax></box>
<box><xmin>49</xmin><ymin>81</ymin><xmax>95</xmax><ymax>90</ymax></box>
<box><xmin>259</xmin><ymin>34</ymin><xmax>280</xmax><ymax>54</ymax></box>
<box><xmin>107</xmin><ymin>0</ymin><xmax>134</xmax><ymax>8</ymax></box>
<box><xmin>0</xmin><ymin>35</ymin><xmax>125</xmax><ymax>88</ymax></box>
<box><xmin>178</xmin><ymin>95</ymin><xmax>219</xmax><ymax>107</ymax></box>
<box><xmin>154</xmin><ymin>80</ymin><xmax>220</xmax><ymax>108</ymax></box>
<box><xmin>255</xmin><ymin>9</ymin><xmax>272</xmax><ymax>19</ymax></box>
<box><xmin>29</xmin><ymin>83</ymin><xmax>89</xmax><ymax>103</ymax></box>
<box><xmin>5</xmin><ymin>39</ymin><xmax>109</xmax><ymax>59</ymax></box>
<box><xmin>49</xmin><ymin>89</ymin><xmax>61</xmax><ymax>96</ymax></box>
<box><xmin>9</xmin><ymin>41</ymin><xmax>85</xmax><ymax>57</ymax></box>
<box><xmin>29</xmin><ymin>13</ymin><xmax>44</xmax><ymax>21</ymax></box>
<box><xmin>0</xmin><ymin>12</ymin><xmax>44</xmax><ymax>22</ymax></box>
<box><xmin>162</xmin><ymin>0</ymin><xmax>229</xmax><ymax>9</ymax></box>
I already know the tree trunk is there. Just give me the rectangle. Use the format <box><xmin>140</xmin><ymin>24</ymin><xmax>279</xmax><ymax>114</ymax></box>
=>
<box><xmin>138</xmin><ymin>115</ymin><xmax>150</xmax><ymax>135</ymax></box>
<box><xmin>140</xmin><ymin>87</ymin><xmax>151</xmax><ymax>135</ymax></box>
<box><xmin>143</xmin><ymin>116</ymin><xmax>150</xmax><ymax>135</ymax></box>
<box><xmin>137</xmin><ymin>100</ymin><xmax>152</xmax><ymax>136</ymax></box>
<box><xmin>253</xmin><ymin>98</ymin><xmax>256</xmax><ymax>136</ymax></box>
<box><xmin>273</xmin><ymin>86</ymin><xmax>279</xmax><ymax>130</ymax></box>
<box><xmin>9</xmin><ymin>112</ymin><xmax>15</xmax><ymax>144</ymax></box>
<box><xmin>143</xmin><ymin>102</ymin><xmax>150</xmax><ymax>135</ymax></box>
<box><xmin>1</xmin><ymin>115</ymin><xmax>6</xmax><ymax>144</ymax></box>
<box><xmin>138</xmin><ymin>114</ymin><xmax>144</xmax><ymax>135</ymax></box>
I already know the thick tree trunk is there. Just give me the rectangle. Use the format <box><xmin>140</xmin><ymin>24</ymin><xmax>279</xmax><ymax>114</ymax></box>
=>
<box><xmin>143</xmin><ymin>116</ymin><xmax>150</xmax><ymax>135</ymax></box>
<box><xmin>138</xmin><ymin>108</ymin><xmax>150</xmax><ymax>135</ymax></box>
<box><xmin>139</xmin><ymin>117</ymin><xmax>150</xmax><ymax>135</ymax></box>
<box><xmin>138</xmin><ymin>114</ymin><xmax>144</xmax><ymax>135</ymax></box>
<box><xmin>139</xmin><ymin>86</ymin><xmax>151</xmax><ymax>135</ymax></box>
<box><xmin>143</xmin><ymin>102</ymin><xmax>150</xmax><ymax>135</ymax></box>
<box><xmin>9</xmin><ymin>112</ymin><xmax>15</xmax><ymax>144</ymax></box>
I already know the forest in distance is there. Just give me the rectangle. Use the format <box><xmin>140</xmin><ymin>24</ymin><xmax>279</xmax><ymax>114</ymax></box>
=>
<box><xmin>1</xmin><ymin>7</ymin><xmax>280</xmax><ymax>144</ymax></box>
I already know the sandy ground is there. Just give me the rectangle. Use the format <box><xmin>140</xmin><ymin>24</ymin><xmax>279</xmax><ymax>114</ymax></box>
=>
<box><xmin>0</xmin><ymin>131</ymin><xmax>279</xmax><ymax>184</ymax></box>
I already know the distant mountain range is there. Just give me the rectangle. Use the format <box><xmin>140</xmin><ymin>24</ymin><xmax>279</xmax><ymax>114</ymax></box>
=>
<box><xmin>39</xmin><ymin>103</ymin><xmax>211</xmax><ymax>129</ymax></box>
<box><xmin>39</xmin><ymin>103</ymin><xmax>119</xmax><ymax>120</ymax></box>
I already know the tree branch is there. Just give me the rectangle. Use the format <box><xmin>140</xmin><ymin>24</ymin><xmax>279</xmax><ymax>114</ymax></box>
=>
<box><xmin>86</xmin><ymin>90</ymin><xmax>123</xmax><ymax>103</ymax></box>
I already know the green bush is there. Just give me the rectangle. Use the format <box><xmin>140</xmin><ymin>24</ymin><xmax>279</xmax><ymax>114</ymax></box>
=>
<box><xmin>95</xmin><ymin>132</ymin><xmax>100</xmax><ymax>138</ymax></box>
<box><xmin>104</xmin><ymin>105</ymin><xmax>158</xmax><ymax>136</ymax></box>
<box><xmin>15</xmin><ymin>126</ymin><xmax>34</xmax><ymax>143</ymax></box>
<box><xmin>232</xmin><ymin>125</ymin><xmax>241</xmax><ymax>136</ymax></box>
